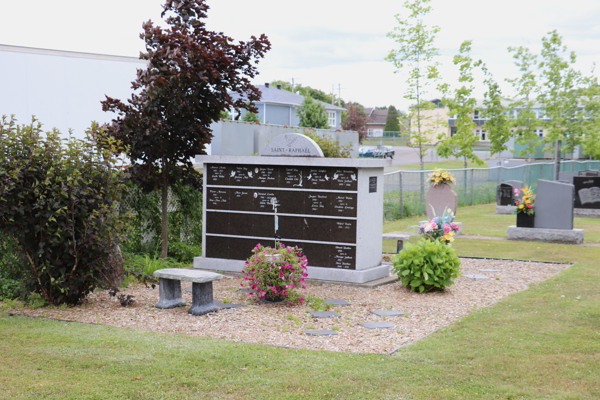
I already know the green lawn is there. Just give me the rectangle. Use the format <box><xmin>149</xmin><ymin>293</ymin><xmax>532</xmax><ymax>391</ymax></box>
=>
<box><xmin>1</xmin><ymin>205</ymin><xmax>600</xmax><ymax>399</ymax></box>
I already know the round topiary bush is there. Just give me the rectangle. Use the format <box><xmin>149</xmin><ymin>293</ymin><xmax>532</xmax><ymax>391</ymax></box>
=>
<box><xmin>392</xmin><ymin>239</ymin><xmax>460</xmax><ymax>293</ymax></box>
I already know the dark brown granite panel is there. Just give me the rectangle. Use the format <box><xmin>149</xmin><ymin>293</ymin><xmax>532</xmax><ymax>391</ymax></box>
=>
<box><xmin>229</xmin><ymin>213</ymin><xmax>256</xmax><ymax>236</ymax></box>
<box><xmin>331</xmin><ymin>193</ymin><xmax>357</xmax><ymax>217</ymax></box>
<box><xmin>252</xmin><ymin>190</ymin><xmax>279</xmax><ymax>213</ymax></box>
<box><xmin>330</xmin><ymin>168</ymin><xmax>358</xmax><ymax>191</ymax></box>
<box><xmin>205</xmin><ymin>235</ymin><xmax>229</xmax><ymax>259</ymax></box>
<box><xmin>305</xmin><ymin>192</ymin><xmax>330</xmax><ymax>215</ymax></box>
<box><xmin>276</xmin><ymin>190</ymin><xmax>305</xmax><ymax>214</ymax></box>
<box><xmin>205</xmin><ymin>212</ymin><xmax>230</xmax><ymax>235</ymax></box>
<box><xmin>254</xmin><ymin>214</ymin><xmax>277</xmax><ymax>239</ymax></box>
<box><xmin>229</xmin><ymin>165</ymin><xmax>254</xmax><ymax>186</ymax></box>
<box><xmin>206</xmin><ymin>164</ymin><xmax>229</xmax><ymax>186</ymax></box>
<box><xmin>206</xmin><ymin>188</ymin><xmax>230</xmax><ymax>210</ymax></box>
<box><xmin>332</xmin><ymin>245</ymin><xmax>356</xmax><ymax>269</ymax></box>
<box><xmin>305</xmin><ymin>167</ymin><xmax>332</xmax><ymax>190</ymax></box>
<box><xmin>254</xmin><ymin>165</ymin><xmax>279</xmax><ymax>187</ymax></box>
<box><xmin>276</xmin><ymin>216</ymin><xmax>306</xmax><ymax>241</ymax></box>
<box><xmin>279</xmin><ymin>166</ymin><xmax>307</xmax><ymax>189</ymax></box>
<box><xmin>302</xmin><ymin>217</ymin><xmax>332</xmax><ymax>242</ymax></box>
<box><xmin>302</xmin><ymin>242</ymin><xmax>332</xmax><ymax>268</ymax></box>
<box><xmin>330</xmin><ymin>220</ymin><xmax>357</xmax><ymax>243</ymax></box>
<box><xmin>230</xmin><ymin>189</ymin><xmax>254</xmax><ymax>212</ymax></box>
<box><xmin>228</xmin><ymin>237</ymin><xmax>274</xmax><ymax>261</ymax></box>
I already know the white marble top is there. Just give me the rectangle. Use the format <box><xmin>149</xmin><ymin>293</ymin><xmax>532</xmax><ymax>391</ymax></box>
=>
<box><xmin>195</xmin><ymin>155</ymin><xmax>391</xmax><ymax>168</ymax></box>
<box><xmin>153</xmin><ymin>268</ymin><xmax>224</xmax><ymax>283</ymax></box>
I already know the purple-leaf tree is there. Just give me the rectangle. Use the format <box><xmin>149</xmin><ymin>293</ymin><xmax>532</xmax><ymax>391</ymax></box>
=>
<box><xmin>102</xmin><ymin>0</ymin><xmax>271</xmax><ymax>258</ymax></box>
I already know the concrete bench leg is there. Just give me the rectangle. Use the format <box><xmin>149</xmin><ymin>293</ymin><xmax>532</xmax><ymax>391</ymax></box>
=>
<box><xmin>156</xmin><ymin>278</ymin><xmax>186</xmax><ymax>309</ymax></box>
<box><xmin>188</xmin><ymin>281</ymin><xmax>218</xmax><ymax>316</ymax></box>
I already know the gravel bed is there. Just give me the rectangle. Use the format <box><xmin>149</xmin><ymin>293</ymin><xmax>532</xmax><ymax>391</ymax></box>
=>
<box><xmin>3</xmin><ymin>258</ymin><xmax>568</xmax><ymax>354</ymax></box>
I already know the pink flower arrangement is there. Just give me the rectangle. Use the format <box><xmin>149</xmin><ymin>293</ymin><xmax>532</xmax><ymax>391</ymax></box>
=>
<box><xmin>240</xmin><ymin>242</ymin><xmax>308</xmax><ymax>302</ymax></box>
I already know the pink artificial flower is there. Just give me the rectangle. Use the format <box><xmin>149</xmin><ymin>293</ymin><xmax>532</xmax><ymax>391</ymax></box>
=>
<box><xmin>244</xmin><ymin>276</ymin><xmax>249</xmax><ymax>280</ymax></box>
<box><xmin>444</xmin><ymin>223</ymin><xmax>451</xmax><ymax>233</ymax></box>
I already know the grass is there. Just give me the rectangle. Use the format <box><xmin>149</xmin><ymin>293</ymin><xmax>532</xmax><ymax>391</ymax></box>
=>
<box><xmin>1</xmin><ymin>205</ymin><xmax>600</xmax><ymax>399</ymax></box>
<box><xmin>386</xmin><ymin>159</ymin><xmax>484</xmax><ymax>172</ymax></box>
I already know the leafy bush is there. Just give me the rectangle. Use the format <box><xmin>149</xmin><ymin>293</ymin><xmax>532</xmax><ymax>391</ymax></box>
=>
<box><xmin>304</xmin><ymin>131</ymin><xmax>352</xmax><ymax>158</ymax></box>
<box><xmin>168</xmin><ymin>242</ymin><xmax>202</xmax><ymax>263</ymax></box>
<box><xmin>0</xmin><ymin>116</ymin><xmax>129</xmax><ymax>305</ymax></box>
<box><xmin>0</xmin><ymin>236</ymin><xmax>22</xmax><ymax>299</ymax></box>
<box><xmin>241</xmin><ymin>243</ymin><xmax>308</xmax><ymax>302</ymax></box>
<box><xmin>392</xmin><ymin>239</ymin><xmax>460</xmax><ymax>293</ymax></box>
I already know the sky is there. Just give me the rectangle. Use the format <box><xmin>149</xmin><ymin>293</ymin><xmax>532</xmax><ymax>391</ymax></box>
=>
<box><xmin>2</xmin><ymin>0</ymin><xmax>600</xmax><ymax>111</ymax></box>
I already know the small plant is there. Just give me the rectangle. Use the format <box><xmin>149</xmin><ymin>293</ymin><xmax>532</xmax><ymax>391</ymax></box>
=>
<box><xmin>306</xmin><ymin>296</ymin><xmax>331</xmax><ymax>311</ymax></box>
<box><xmin>392</xmin><ymin>239</ymin><xmax>461</xmax><ymax>293</ymax></box>
<box><xmin>240</xmin><ymin>243</ymin><xmax>308</xmax><ymax>302</ymax></box>
<box><xmin>287</xmin><ymin>314</ymin><xmax>302</xmax><ymax>325</ymax></box>
<box><xmin>331</xmin><ymin>326</ymin><xmax>341</xmax><ymax>331</ymax></box>
<box><xmin>222</xmin><ymin>297</ymin><xmax>232</xmax><ymax>304</ymax></box>
<box><xmin>107</xmin><ymin>287</ymin><xmax>135</xmax><ymax>307</ymax></box>
<box><xmin>304</xmin><ymin>131</ymin><xmax>352</xmax><ymax>158</ymax></box>
<box><xmin>26</xmin><ymin>293</ymin><xmax>47</xmax><ymax>309</ymax></box>
<box><xmin>515</xmin><ymin>185</ymin><xmax>535</xmax><ymax>216</ymax></box>
<box><xmin>427</xmin><ymin>169</ymin><xmax>456</xmax><ymax>186</ymax></box>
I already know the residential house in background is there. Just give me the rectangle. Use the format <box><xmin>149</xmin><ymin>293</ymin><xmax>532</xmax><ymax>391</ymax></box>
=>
<box><xmin>230</xmin><ymin>83</ymin><xmax>345</xmax><ymax>129</ymax></box>
<box><xmin>364</xmin><ymin>108</ymin><xmax>387</xmax><ymax>137</ymax></box>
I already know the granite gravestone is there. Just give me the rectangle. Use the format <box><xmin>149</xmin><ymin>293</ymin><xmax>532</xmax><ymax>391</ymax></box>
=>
<box><xmin>573</xmin><ymin>176</ymin><xmax>600</xmax><ymax>209</ymax></box>
<box><xmin>558</xmin><ymin>171</ymin><xmax>579</xmax><ymax>183</ymax></box>
<box><xmin>497</xmin><ymin>183</ymin><xmax>517</xmax><ymax>206</ymax></box>
<box><xmin>261</xmin><ymin>133</ymin><xmax>324</xmax><ymax>157</ymax></box>
<box><xmin>579</xmin><ymin>170</ymin><xmax>599</xmax><ymax>177</ymax></box>
<box><xmin>426</xmin><ymin>185</ymin><xmax>457</xmax><ymax>220</ymax></box>
<box><xmin>195</xmin><ymin>134</ymin><xmax>391</xmax><ymax>284</ymax></box>
<box><xmin>534</xmin><ymin>180</ymin><xmax>575</xmax><ymax>230</ymax></box>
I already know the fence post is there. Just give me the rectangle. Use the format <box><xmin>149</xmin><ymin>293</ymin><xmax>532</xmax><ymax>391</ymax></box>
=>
<box><xmin>470</xmin><ymin>168</ymin><xmax>475</xmax><ymax>205</ymax></box>
<box><xmin>398</xmin><ymin>172</ymin><xmax>404</xmax><ymax>217</ymax></box>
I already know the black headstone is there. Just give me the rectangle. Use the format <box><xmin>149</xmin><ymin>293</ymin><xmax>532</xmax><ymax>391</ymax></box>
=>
<box><xmin>496</xmin><ymin>183</ymin><xmax>515</xmax><ymax>206</ymax></box>
<box><xmin>574</xmin><ymin>176</ymin><xmax>600</xmax><ymax>209</ymax></box>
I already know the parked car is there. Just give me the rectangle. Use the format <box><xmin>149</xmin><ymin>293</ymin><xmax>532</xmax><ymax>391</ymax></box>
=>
<box><xmin>359</xmin><ymin>146</ymin><xmax>375</xmax><ymax>157</ymax></box>
<box><xmin>373</xmin><ymin>145</ymin><xmax>395</xmax><ymax>159</ymax></box>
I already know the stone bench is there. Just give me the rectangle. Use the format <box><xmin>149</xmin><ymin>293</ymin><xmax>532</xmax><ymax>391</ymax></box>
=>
<box><xmin>153</xmin><ymin>268</ymin><xmax>224</xmax><ymax>315</ymax></box>
<box><xmin>382</xmin><ymin>233</ymin><xmax>411</xmax><ymax>253</ymax></box>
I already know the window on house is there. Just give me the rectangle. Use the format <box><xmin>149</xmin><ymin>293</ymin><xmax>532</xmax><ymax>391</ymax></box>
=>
<box><xmin>476</xmin><ymin>129</ymin><xmax>486</xmax><ymax>140</ymax></box>
<box><xmin>328</xmin><ymin>111</ymin><xmax>336</xmax><ymax>128</ymax></box>
<box><xmin>534</xmin><ymin>129</ymin><xmax>544</xmax><ymax>137</ymax></box>
<box><xmin>367</xmin><ymin>128</ymin><xmax>373</xmax><ymax>136</ymax></box>
<box><xmin>473</xmin><ymin>110</ymin><xmax>480</xmax><ymax>119</ymax></box>
<box><xmin>451</xmin><ymin>127</ymin><xmax>457</xmax><ymax>136</ymax></box>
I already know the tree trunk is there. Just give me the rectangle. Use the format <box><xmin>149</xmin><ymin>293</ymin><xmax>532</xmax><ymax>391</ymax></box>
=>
<box><xmin>160</xmin><ymin>164</ymin><xmax>169</xmax><ymax>259</ymax></box>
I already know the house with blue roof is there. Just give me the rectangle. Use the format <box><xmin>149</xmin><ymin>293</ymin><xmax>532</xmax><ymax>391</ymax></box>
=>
<box><xmin>232</xmin><ymin>83</ymin><xmax>346</xmax><ymax>129</ymax></box>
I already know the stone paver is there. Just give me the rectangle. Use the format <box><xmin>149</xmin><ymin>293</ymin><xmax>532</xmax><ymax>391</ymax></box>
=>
<box><xmin>362</xmin><ymin>322</ymin><xmax>396</xmax><ymax>329</ymax></box>
<box><xmin>371</xmin><ymin>310</ymin><xmax>404</xmax><ymax>317</ymax></box>
<box><xmin>305</xmin><ymin>330</ymin><xmax>338</xmax><ymax>336</ymax></box>
<box><xmin>324</xmin><ymin>299</ymin><xmax>349</xmax><ymax>306</ymax></box>
<box><xmin>310</xmin><ymin>311</ymin><xmax>341</xmax><ymax>318</ymax></box>
<box><xmin>463</xmin><ymin>274</ymin><xmax>490</xmax><ymax>280</ymax></box>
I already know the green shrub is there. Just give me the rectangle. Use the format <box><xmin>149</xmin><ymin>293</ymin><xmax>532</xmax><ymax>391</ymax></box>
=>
<box><xmin>392</xmin><ymin>239</ymin><xmax>460</xmax><ymax>293</ymax></box>
<box><xmin>168</xmin><ymin>242</ymin><xmax>202</xmax><ymax>263</ymax></box>
<box><xmin>0</xmin><ymin>116</ymin><xmax>129</xmax><ymax>305</ymax></box>
<box><xmin>304</xmin><ymin>131</ymin><xmax>352</xmax><ymax>158</ymax></box>
<box><xmin>0</xmin><ymin>236</ymin><xmax>22</xmax><ymax>299</ymax></box>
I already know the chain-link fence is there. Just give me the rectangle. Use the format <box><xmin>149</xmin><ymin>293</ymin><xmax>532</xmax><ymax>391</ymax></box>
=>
<box><xmin>118</xmin><ymin>184</ymin><xmax>203</xmax><ymax>254</ymax></box>
<box><xmin>383</xmin><ymin>160</ymin><xmax>600</xmax><ymax>220</ymax></box>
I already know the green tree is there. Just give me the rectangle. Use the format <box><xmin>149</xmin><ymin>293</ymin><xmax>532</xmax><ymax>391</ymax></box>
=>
<box><xmin>537</xmin><ymin>30</ymin><xmax>585</xmax><ymax>159</ymax></box>
<box><xmin>270</xmin><ymin>80</ymin><xmax>336</xmax><ymax>105</ymax></box>
<box><xmin>304</xmin><ymin>131</ymin><xmax>352</xmax><ymax>158</ymax></box>
<box><xmin>506</xmin><ymin>46</ymin><xmax>542</xmax><ymax>157</ymax></box>
<box><xmin>219</xmin><ymin>110</ymin><xmax>231</xmax><ymax>120</ymax></box>
<box><xmin>101</xmin><ymin>0</ymin><xmax>270</xmax><ymax>258</ymax></box>
<box><xmin>242</xmin><ymin>111</ymin><xmax>260</xmax><ymax>123</ymax></box>
<box><xmin>297</xmin><ymin>96</ymin><xmax>330</xmax><ymax>129</ymax></box>
<box><xmin>481</xmin><ymin>64</ymin><xmax>511</xmax><ymax>155</ymax></box>
<box><xmin>386</xmin><ymin>0</ymin><xmax>442</xmax><ymax>171</ymax></box>
<box><xmin>384</xmin><ymin>105</ymin><xmax>401</xmax><ymax>132</ymax></box>
<box><xmin>580</xmin><ymin>70</ymin><xmax>600</xmax><ymax>159</ymax></box>
<box><xmin>437</xmin><ymin>40</ymin><xmax>483</xmax><ymax>169</ymax></box>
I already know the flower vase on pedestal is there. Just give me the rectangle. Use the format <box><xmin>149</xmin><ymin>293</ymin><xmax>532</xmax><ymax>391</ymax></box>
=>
<box><xmin>516</xmin><ymin>212</ymin><xmax>535</xmax><ymax>228</ymax></box>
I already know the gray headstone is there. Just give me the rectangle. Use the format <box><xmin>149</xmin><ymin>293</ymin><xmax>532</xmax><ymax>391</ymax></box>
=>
<box><xmin>426</xmin><ymin>185</ymin><xmax>457</xmax><ymax>220</ymax></box>
<box><xmin>579</xmin><ymin>170</ymin><xmax>600</xmax><ymax>177</ymax></box>
<box><xmin>311</xmin><ymin>311</ymin><xmax>341</xmax><ymax>318</ymax></box>
<box><xmin>324</xmin><ymin>299</ymin><xmax>350</xmax><ymax>306</ymax></box>
<box><xmin>558</xmin><ymin>171</ymin><xmax>578</xmax><ymax>184</ymax></box>
<box><xmin>505</xmin><ymin>180</ymin><xmax>525</xmax><ymax>190</ymax></box>
<box><xmin>305</xmin><ymin>330</ymin><xmax>338</xmax><ymax>336</ymax></box>
<box><xmin>362</xmin><ymin>322</ymin><xmax>396</xmax><ymax>329</ymax></box>
<box><xmin>463</xmin><ymin>274</ymin><xmax>490</xmax><ymax>280</ymax></box>
<box><xmin>534</xmin><ymin>180</ymin><xmax>574</xmax><ymax>230</ymax></box>
<box><xmin>261</xmin><ymin>133</ymin><xmax>324</xmax><ymax>157</ymax></box>
<box><xmin>371</xmin><ymin>310</ymin><xmax>405</xmax><ymax>317</ymax></box>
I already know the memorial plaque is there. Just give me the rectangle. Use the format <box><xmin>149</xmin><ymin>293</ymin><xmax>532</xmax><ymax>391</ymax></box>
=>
<box><xmin>574</xmin><ymin>176</ymin><xmax>600</xmax><ymax>209</ymax></box>
<box><xmin>254</xmin><ymin>166</ymin><xmax>279</xmax><ymax>187</ymax></box>
<box><xmin>331</xmin><ymin>168</ymin><xmax>358</xmax><ymax>191</ymax></box>
<box><xmin>229</xmin><ymin>165</ymin><xmax>254</xmax><ymax>186</ymax></box>
<box><xmin>333</xmin><ymin>245</ymin><xmax>356</xmax><ymax>269</ymax></box>
<box><xmin>330</xmin><ymin>220</ymin><xmax>356</xmax><ymax>243</ymax></box>
<box><xmin>331</xmin><ymin>194</ymin><xmax>357</xmax><ymax>217</ymax></box>
<box><xmin>230</xmin><ymin>189</ymin><xmax>254</xmax><ymax>212</ymax></box>
<box><xmin>252</xmin><ymin>190</ymin><xmax>280</xmax><ymax>213</ymax></box>
<box><xmin>272</xmin><ymin>190</ymin><xmax>304</xmax><ymax>215</ymax></box>
<box><xmin>280</xmin><ymin>167</ymin><xmax>306</xmax><ymax>188</ymax></box>
<box><xmin>369</xmin><ymin>176</ymin><xmax>377</xmax><ymax>193</ymax></box>
<box><xmin>261</xmin><ymin>133</ymin><xmax>324</xmax><ymax>157</ymax></box>
<box><xmin>207</xmin><ymin>188</ymin><xmax>230</xmax><ymax>210</ymax></box>
<box><xmin>306</xmin><ymin>167</ymin><xmax>332</xmax><ymax>190</ymax></box>
<box><xmin>207</xmin><ymin>164</ymin><xmax>229</xmax><ymax>186</ymax></box>
<box><xmin>306</xmin><ymin>193</ymin><xmax>330</xmax><ymax>215</ymax></box>
<box><xmin>206</xmin><ymin>212</ymin><xmax>229</xmax><ymax>235</ymax></box>
<box><xmin>205</xmin><ymin>235</ymin><xmax>229</xmax><ymax>259</ymax></box>
<box><xmin>496</xmin><ymin>183</ymin><xmax>515</xmax><ymax>206</ymax></box>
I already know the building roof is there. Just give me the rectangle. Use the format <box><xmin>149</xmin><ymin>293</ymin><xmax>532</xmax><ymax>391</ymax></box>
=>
<box><xmin>0</xmin><ymin>44</ymin><xmax>146</xmax><ymax>63</ymax></box>
<box><xmin>364</xmin><ymin>108</ymin><xmax>388</xmax><ymax>125</ymax></box>
<box><xmin>230</xmin><ymin>84</ymin><xmax>346</xmax><ymax>111</ymax></box>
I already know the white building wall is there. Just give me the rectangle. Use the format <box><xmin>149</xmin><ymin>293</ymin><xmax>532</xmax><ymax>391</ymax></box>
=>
<box><xmin>0</xmin><ymin>45</ymin><xmax>145</xmax><ymax>139</ymax></box>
